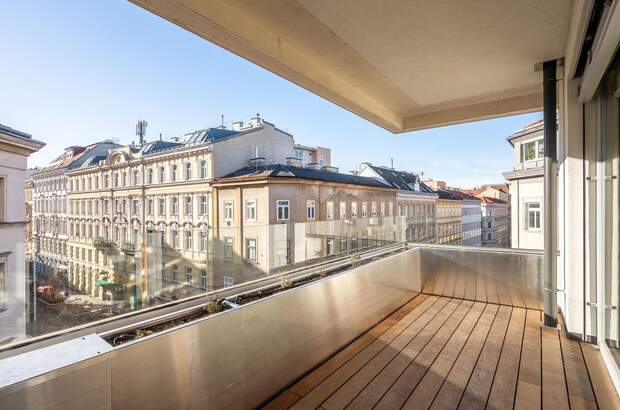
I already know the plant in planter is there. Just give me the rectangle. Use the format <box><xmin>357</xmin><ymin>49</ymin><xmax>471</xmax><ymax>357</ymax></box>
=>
<box><xmin>205</xmin><ymin>297</ymin><xmax>226</xmax><ymax>314</ymax></box>
<box><xmin>279</xmin><ymin>275</ymin><xmax>293</xmax><ymax>289</ymax></box>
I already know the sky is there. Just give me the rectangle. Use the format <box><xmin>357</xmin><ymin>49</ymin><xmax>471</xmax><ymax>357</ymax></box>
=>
<box><xmin>0</xmin><ymin>1</ymin><xmax>542</xmax><ymax>188</ymax></box>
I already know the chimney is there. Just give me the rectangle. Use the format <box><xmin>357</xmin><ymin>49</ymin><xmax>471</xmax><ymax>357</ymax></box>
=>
<box><xmin>306</xmin><ymin>162</ymin><xmax>320</xmax><ymax>170</ymax></box>
<box><xmin>232</xmin><ymin>121</ymin><xmax>243</xmax><ymax>131</ymax></box>
<box><xmin>321</xmin><ymin>165</ymin><xmax>339</xmax><ymax>173</ymax></box>
<box><xmin>286</xmin><ymin>157</ymin><xmax>302</xmax><ymax>167</ymax></box>
<box><xmin>250</xmin><ymin>113</ymin><xmax>262</xmax><ymax>127</ymax></box>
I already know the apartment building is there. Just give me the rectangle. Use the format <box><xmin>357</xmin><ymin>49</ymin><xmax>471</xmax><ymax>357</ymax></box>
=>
<box><xmin>292</xmin><ymin>144</ymin><xmax>331</xmax><ymax>168</ymax></box>
<box><xmin>31</xmin><ymin>142</ymin><xmax>120</xmax><ymax>281</ymax></box>
<box><xmin>479</xmin><ymin>197</ymin><xmax>510</xmax><ymax>247</ymax></box>
<box><xmin>445</xmin><ymin>189</ymin><xmax>481</xmax><ymax>246</ymax></box>
<box><xmin>0</xmin><ymin>124</ymin><xmax>44</xmax><ymax>343</ymax></box>
<box><xmin>212</xmin><ymin>161</ymin><xmax>397</xmax><ymax>280</ymax></box>
<box><xmin>358</xmin><ymin>163</ymin><xmax>437</xmax><ymax>243</ymax></box>
<box><xmin>435</xmin><ymin>189</ymin><xmax>462</xmax><ymax>245</ymax></box>
<box><xmin>502</xmin><ymin>120</ymin><xmax>544</xmax><ymax>250</ymax></box>
<box><xmin>64</xmin><ymin>117</ymin><xmax>323</xmax><ymax>305</ymax></box>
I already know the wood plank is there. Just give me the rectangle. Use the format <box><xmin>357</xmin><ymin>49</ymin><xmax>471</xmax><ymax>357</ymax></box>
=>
<box><xmin>425</xmin><ymin>304</ymin><xmax>499</xmax><ymax>410</ymax></box>
<box><xmin>288</xmin><ymin>294</ymin><xmax>428</xmax><ymax>397</ymax></box>
<box><xmin>458</xmin><ymin>305</ymin><xmax>512</xmax><ymax>410</ymax></box>
<box><xmin>496</xmin><ymin>282</ymin><xmax>513</xmax><ymax>307</ymax></box>
<box><xmin>486</xmin><ymin>307</ymin><xmax>526</xmax><ymax>410</ymax></box>
<box><xmin>290</xmin><ymin>296</ymin><xmax>446</xmax><ymax>409</ymax></box>
<box><xmin>431</xmin><ymin>270</ymin><xmax>447</xmax><ymax>296</ymax></box>
<box><xmin>514</xmin><ymin>309</ymin><xmax>542</xmax><ymax>410</ymax></box>
<box><xmin>348</xmin><ymin>301</ymin><xmax>482</xmax><ymax>410</ymax></box>
<box><xmin>581</xmin><ymin>342</ymin><xmax>620</xmax><ymax>410</ymax></box>
<box><xmin>397</xmin><ymin>303</ymin><xmax>490</xmax><ymax>410</ymax></box>
<box><xmin>322</xmin><ymin>299</ymin><xmax>469</xmax><ymax>409</ymax></box>
<box><xmin>557</xmin><ymin>315</ymin><xmax>597</xmax><ymax>409</ymax></box>
<box><xmin>541</xmin><ymin>323</ymin><xmax>569</xmax><ymax>409</ymax></box>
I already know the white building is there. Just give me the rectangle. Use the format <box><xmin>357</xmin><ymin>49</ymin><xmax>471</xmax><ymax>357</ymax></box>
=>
<box><xmin>358</xmin><ymin>163</ymin><xmax>437</xmax><ymax>243</ymax></box>
<box><xmin>446</xmin><ymin>189</ymin><xmax>482</xmax><ymax>247</ymax></box>
<box><xmin>0</xmin><ymin>124</ymin><xmax>44</xmax><ymax>344</ymax></box>
<box><xmin>502</xmin><ymin>120</ymin><xmax>544</xmax><ymax>250</ymax></box>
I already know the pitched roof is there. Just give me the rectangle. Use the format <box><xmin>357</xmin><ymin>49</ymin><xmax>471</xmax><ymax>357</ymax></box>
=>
<box><xmin>437</xmin><ymin>189</ymin><xmax>460</xmax><ymax>200</ymax></box>
<box><xmin>479</xmin><ymin>196</ymin><xmax>508</xmax><ymax>204</ymax></box>
<box><xmin>139</xmin><ymin>140</ymin><xmax>183</xmax><ymax>155</ymax></box>
<box><xmin>220</xmin><ymin>164</ymin><xmax>393</xmax><ymax>188</ymax></box>
<box><xmin>363</xmin><ymin>164</ymin><xmax>434</xmax><ymax>192</ymax></box>
<box><xmin>185</xmin><ymin>127</ymin><xmax>239</xmax><ymax>144</ymax></box>
<box><xmin>444</xmin><ymin>188</ymin><xmax>480</xmax><ymax>201</ymax></box>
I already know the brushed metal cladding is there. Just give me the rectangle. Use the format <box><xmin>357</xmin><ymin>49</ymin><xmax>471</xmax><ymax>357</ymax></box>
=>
<box><xmin>109</xmin><ymin>250</ymin><xmax>418</xmax><ymax>409</ymax></box>
<box><xmin>414</xmin><ymin>245</ymin><xmax>544</xmax><ymax>309</ymax></box>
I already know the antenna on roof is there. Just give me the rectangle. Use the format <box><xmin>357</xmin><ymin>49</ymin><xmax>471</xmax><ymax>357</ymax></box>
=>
<box><xmin>220</xmin><ymin>114</ymin><xmax>224</xmax><ymax>129</ymax></box>
<box><xmin>159</xmin><ymin>133</ymin><xmax>162</xmax><ymax>141</ymax></box>
<box><xmin>390</xmin><ymin>158</ymin><xmax>394</xmax><ymax>170</ymax></box>
<box><xmin>136</xmin><ymin>120</ymin><xmax>148</xmax><ymax>146</ymax></box>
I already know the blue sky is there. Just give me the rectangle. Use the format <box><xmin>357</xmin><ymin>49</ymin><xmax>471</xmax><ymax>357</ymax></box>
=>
<box><xmin>0</xmin><ymin>1</ymin><xmax>542</xmax><ymax>188</ymax></box>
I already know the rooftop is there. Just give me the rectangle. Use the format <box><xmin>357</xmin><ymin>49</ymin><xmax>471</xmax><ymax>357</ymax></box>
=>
<box><xmin>361</xmin><ymin>163</ymin><xmax>435</xmax><ymax>193</ymax></box>
<box><xmin>218</xmin><ymin>163</ymin><xmax>393</xmax><ymax>188</ymax></box>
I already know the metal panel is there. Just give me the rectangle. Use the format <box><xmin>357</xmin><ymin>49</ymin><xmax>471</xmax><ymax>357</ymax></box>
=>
<box><xmin>108</xmin><ymin>249</ymin><xmax>417</xmax><ymax>409</ymax></box>
<box><xmin>0</xmin><ymin>246</ymin><xmax>544</xmax><ymax>410</ymax></box>
<box><xmin>415</xmin><ymin>244</ymin><xmax>544</xmax><ymax>309</ymax></box>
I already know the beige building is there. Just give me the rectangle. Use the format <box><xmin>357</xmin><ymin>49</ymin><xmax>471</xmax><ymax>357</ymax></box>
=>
<box><xmin>435</xmin><ymin>190</ymin><xmax>462</xmax><ymax>245</ymax></box>
<box><xmin>63</xmin><ymin>117</ymin><xmax>333</xmax><ymax>305</ymax></box>
<box><xmin>293</xmin><ymin>144</ymin><xmax>331</xmax><ymax>169</ymax></box>
<box><xmin>212</xmin><ymin>162</ymin><xmax>397</xmax><ymax>279</ymax></box>
<box><xmin>0</xmin><ymin>124</ymin><xmax>44</xmax><ymax>343</ymax></box>
<box><xmin>503</xmin><ymin>120</ymin><xmax>544</xmax><ymax>250</ymax></box>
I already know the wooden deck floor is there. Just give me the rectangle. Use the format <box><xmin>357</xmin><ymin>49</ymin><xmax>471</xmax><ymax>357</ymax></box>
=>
<box><xmin>265</xmin><ymin>294</ymin><xmax>620</xmax><ymax>410</ymax></box>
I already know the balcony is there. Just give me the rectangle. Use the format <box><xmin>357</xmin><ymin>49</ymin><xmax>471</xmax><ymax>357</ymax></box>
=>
<box><xmin>1</xmin><ymin>245</ymin><xmax>618</xmax><ymax>409</ymax></box>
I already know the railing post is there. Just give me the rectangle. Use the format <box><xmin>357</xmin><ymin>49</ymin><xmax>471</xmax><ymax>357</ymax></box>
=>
<box><xmin>543</xmin><ymin>59</ymin><xmax>558</xmax><ymax>328</ymax></box>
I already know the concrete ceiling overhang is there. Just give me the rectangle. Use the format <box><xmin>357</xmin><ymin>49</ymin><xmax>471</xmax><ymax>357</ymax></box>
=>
<box><xmin>129</xmin><ymin>0</ymin><xmax>574</xmax><ymax>133</ymax></box>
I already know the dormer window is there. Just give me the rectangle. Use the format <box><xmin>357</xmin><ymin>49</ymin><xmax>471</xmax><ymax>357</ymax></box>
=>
<box><xmin>520</xmin><ymin>138</ymin><xmax>544</xmax><ymax>162</ymax></box>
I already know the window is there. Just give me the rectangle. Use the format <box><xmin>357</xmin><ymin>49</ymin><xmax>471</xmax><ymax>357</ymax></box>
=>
<box><xmin>362</xmin><ymin>202</ymin><xmax>368</xmax><ymax>217</ymax></box>
<box><xmin>307</xmin><ymin>200</ymin><xmax>316</xmax><ymax>220</ymax></box>
<box><xmin>158</xmin><ymin>198</ymin><xmax>165</xmax><ymax>215</ymax></box>
<box><xmin>185</xmin><ymin>267</ymin><xmax>192</xmax><ymax>284</ymax></box>
<box><xmin>147</xmin><ymin>198</ymin><xmax>153</xmax><ymax>215</ymax></box>
<box><xmin>184</xmin><ymin>196</ymin><xmax>192</xmax><ymax>215</ymax></box>
<box><xmin>520</xmin><ymin>138</ymin><xmax>544</xmax><ymax>162</ymax></box>
<box><xmin>371</xmin><ymin>202</ymin><xmax>377</xmax><ymax>216</ymax></box>
<box><xmin>224</xmin><ymin>237</ymin><xmax>233</xmax><ymax>259</ymax></box>
<box><xmin>526</xmin><ymin>202</ymin><xmax>541</xmax><ymax>231</ymax></box>
<box><xmin>326</xmin><ymin>237</ymin><xmax>334</xmax><ymax>255</ymax></box>
<box><xmin>224</xmin><ymin>200</ymin><xmax>234</xmax><ymax>220</ymax></box>
<box><xmin>246</xmin><ymin>238</ymin><xmax>256</xmax><ymax>261</ymax></box>
<box><xmin>223</xmin><ymin>276</ymin><xmax>234</xmax><ymax>288</ymax></box>
<box><xmin>185</xmin><ymin>162</ymin><xmax>192</xmax><ymax>180</ymax></box>
<box><xmin>147</xmin><ymin>168</ymin><xmax>154</xmax><ymax>184</ymax></box>
<box><xmin>246</xmin><ymin>199</ymin><xmax>257</xmax><ymax>220</ymax></box>
<box><xmin>276</xmin><ymin>200</ymin><xmax>289</xmax><ymax>220</ymax></box>
<box><xmin>171</xmin><ymin>164</ymin><xmax>178</xmax><ymax>181</ymax></box>
<box><xmin>380</xmin><ymin>202</ymin><xmax>385</xmax><ymax>216</ymax></box>
<box><xmin>201</xmin><ymin>270</ymin><xmax>208</xmax><ymax>289</ymax></box>
<box><xmin>351</xmin><ymin>202</ymin><xmax>358</xmax><ymax>218</ymax></box>
<box><xmin>132</xmin><ymin>199</ymin><xmax>139</xmax><ymax>214</ymax></box>
<box><xmin>172</xmin><ymin>265</ymin><xmax>178</xmax><ymax>282</ymax></box>
<box><xmin>133</xmin><ymin>169</ymin><xmax>140</xmax><ymax>185</ymax></box>
<box><xmin>388</xmin><ymin>202</ymin><xmax>393</xmax><ymax>216</ymax></box>
<box><xmin>294</xmin><ymin>150</ymin><xmax>303</xmax><ymax>160</ymax></box>
<box><xmin>340</xmin><ymin>236</ymin><xmax>347</xmax><ymax>252</ymax></box>
<box><xmin>159</xmin><ymin>167</ymin><xmax>165</xmax><ymax>182</ymax></box>
<box><xmin>339</xmin><ymin>201</ymin><xmax>347</xmax><ymax>219</ymax></box>
<box><xmin>199</xmin><ymin>195</ymin><xmax>208</xmax><ymax>216</ymax></box>
<box><xmin>319</xmin><ymin>155</ymin><xmax>325</xmax><ymax>168</ymax></box>
<box><xmin>487</xmin><ymin>233</ymin><xmax>492</xmax><ymax>240</ymax></box>
<box><xmin>199</xmin><ymin>160</ymin><xmax>207</xmax><ymax>179</ymax></box>
<box><xmin>171</xmin><ymin>197</ymin><xmax>178</xmax><ymax>215</ymax></box>
<box><xmin>200</xmin><ymin>231</ymin><xmax>208</xmax><ymax>252</ymax></box>
<box><xmin>184</xmin><ymin>230</ymin><xmax>192</xmax><ymax>250</ymax></box>
<box><xmin>487</xmin><ymin>221</ymin><xmax>492</xmax><ymax>229</ymax></box>
<box><xmin>327</xmin><ymin>201</ymin><xmax>334</xmax><ymax>220</ymax></box>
